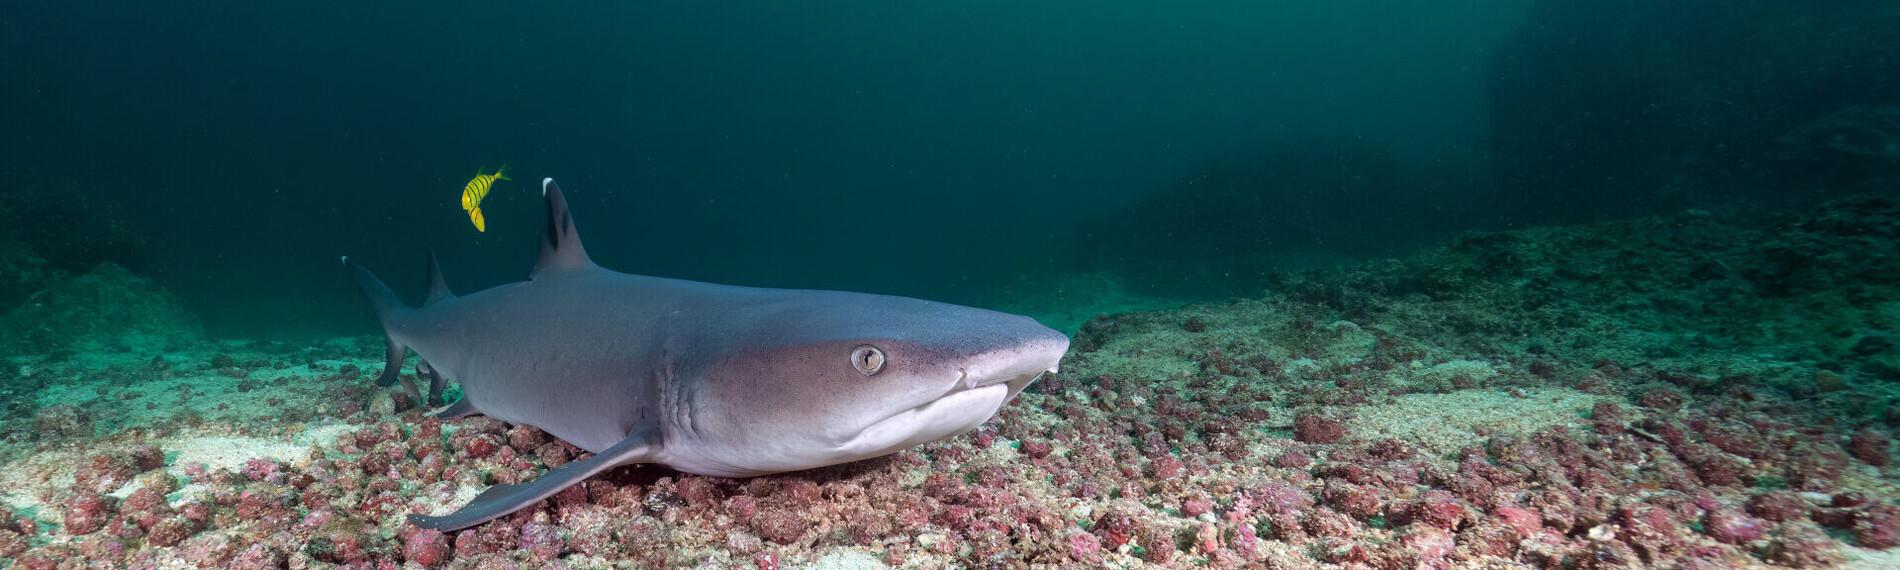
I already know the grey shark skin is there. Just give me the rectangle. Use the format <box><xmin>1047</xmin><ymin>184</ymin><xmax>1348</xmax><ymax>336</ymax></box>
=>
<box><xmin>345</xmin><ymin>178</ymin><xmax>1069</xmax><ymax>531</ymax></box>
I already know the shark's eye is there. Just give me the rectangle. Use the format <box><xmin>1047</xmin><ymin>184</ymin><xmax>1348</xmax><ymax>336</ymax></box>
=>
<box><xmin>850</xmin><ymin>345</ymin><xmax>886</xmax><ymax>376</ymax></box>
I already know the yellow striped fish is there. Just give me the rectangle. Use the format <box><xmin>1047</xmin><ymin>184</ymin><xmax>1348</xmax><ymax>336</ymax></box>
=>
<box><xmin>460</xmin><ymin>164</ymin><xmax>510</xmax><ymax>232</ymax></box>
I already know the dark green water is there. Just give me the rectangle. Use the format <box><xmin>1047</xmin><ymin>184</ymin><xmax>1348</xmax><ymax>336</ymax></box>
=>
<box><xmin>3</xmin><ymin>1</ymin><xmax>1896</xmax><ymax>338</ymax></box>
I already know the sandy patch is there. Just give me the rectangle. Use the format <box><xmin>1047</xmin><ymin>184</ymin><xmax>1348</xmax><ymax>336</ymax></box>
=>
<box><xmin>1348</xmin><ymin>387</ymin><xmax>1607</xmax><ymax>457</ymax></box>
<box><xmin>0</xmin><ymin>422</ymin><xmax>353</xmax><ymax>514</ymax></box>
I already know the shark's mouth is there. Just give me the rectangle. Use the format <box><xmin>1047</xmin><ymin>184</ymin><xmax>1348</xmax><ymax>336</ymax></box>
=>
<box><xmin>832</xmin><ymin>367</ymin><xmax>1050</xmax><ymax>461</ymax></box>
<box><xmin>834</xmin><ymin>383</ymin><xmax>1012</xmax><ymax>460</ymax></box>
<box><xmin>989</xmin><ymin>368</ymin><xmax>1049</xmax><ymax>397</ymax></box>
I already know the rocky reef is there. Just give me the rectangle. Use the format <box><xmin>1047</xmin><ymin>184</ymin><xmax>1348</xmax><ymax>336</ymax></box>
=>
<box><xmin>1779</xmin><ymin>107</ymin><xmax>1900</xmax><ymax>192</ymax></box>
<box><xmin>0</xmin><ymin>179</ymin><xmax>198</xmax><ymax>358</ymax></box>
<box><xmin>0</xmin><ymin>178</ymin><xmax>155</xmax><ymax>279</ymax></box>
<box><xmin>1</xmin><ymin>196</ymin><xmax>1898</xmax><ymax>568</ymax></box>
<box><xmin>0</xmin><ymin>263</ymin><xmax>204</xmax><ymax>357</ymax></box>
<box><xmin>1075</xmin><ymin>137</ymin><xmax>1472</xmax><ymax>300</ymax></box>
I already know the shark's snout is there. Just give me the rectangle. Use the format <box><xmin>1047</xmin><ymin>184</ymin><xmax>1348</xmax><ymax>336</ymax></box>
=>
<box><xmin>957</xmin><ymin>329</ymin><xmax>1070</xmax><ymax>392</ymax></box>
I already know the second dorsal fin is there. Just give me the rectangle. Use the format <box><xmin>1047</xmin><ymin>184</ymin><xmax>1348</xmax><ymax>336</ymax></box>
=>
<box><xmin>423</xmin><ymin>249</ymin><xmax>455</xmax><ymax>306</ymax></box>
<box><xmin>532</xmin><ymin>178</ymin><xmax>596</xmax><ymax>279</ymax></box>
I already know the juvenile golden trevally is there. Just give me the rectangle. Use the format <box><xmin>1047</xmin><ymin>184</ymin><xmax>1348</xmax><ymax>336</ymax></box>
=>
<box><xmin>461</xmin><ymin>165</ymin><xmax>511</xmax><ymax>232</ymax></box>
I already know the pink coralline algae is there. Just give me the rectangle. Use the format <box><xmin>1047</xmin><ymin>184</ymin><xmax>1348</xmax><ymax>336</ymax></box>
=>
<box><xmin>239</xmin><ymin>458</ymin><xmax>280</xmax><ymax>482</ymax></box>
<box><xmin>1066</xmin><ymin>530</ymin><xmax>1104</xmax><ymax>564</ymax></box>
<box><xmin>397</xmin><ymin>528</ymin><xmax>448</xmax><ymax>566</ymax></box>
<box><xmin>1855</xmin><ymin>504</ymin><xmax>1900</xmax><ymax>549</ymax></box>
<box><xmin>1616</xmin><ymin>504</ymin><xmax>1688</xmax><ymax>561</ymax></box>
<box><xmin>1638</xmin><ymin>387</ymin><xmax>1686</xmax><ymax>413</ymax></box>
<box><xmin>1396</xmin><ymin>524</ymin><xmax>1456</xmax><ymax>565</ymax></box>
<box><xmin>749</xmin><ymin>508</ymin><xmax>811</xmax><ymax>545</ymax></box>
<box><xmin>1180</xmin><ymin>496</ymin><xmax>1214</xmax><ymax>518</ymax></box>
<box><xmin>1293</xmin><ymin>412</ymin><xmax>1347</xmax><ymax>444</ymax></box>
<box><xmin>1395</xmin><ymin>490</ymin><xmax>1472</xmax><ymax>529</ymax></box>
<box><xmin>1745</xmin><ymin>492</ymin><xmax>1810</xmax><ymax>522</ymax></box>
<box><xmin>1321</xmin><ymin>482</ymin><xmax>1383</xmax><ymax>519</ymax></box>
<box><xmin>1140</xmin><ymin>524</ymin><xmax>1177</xmax><ymax>563</ymax></box>
<box><xmin>1092</xmin><ymin>505</ymin><xmax>1142</xmax><ymax>548</ymax></box>
<box><xmin>1590</xmin><ymin>401</ymin><xmax>1626</xmax><ymax>435</ymax></box>
<box><xmin>1766</xmin><ymin>523</ymin><xmax>1847</xmax><ymax>568</ymax></box>
<box><xmin>1493</xmin><ymin>506</ymin><xmax>1543</xmax><ymax>535</ymax></box>
<box><xmin>1849</xmin><ymin>428</ymin><xmax>1891</xmax><ymax>466</ymax></box>
<box><xmin>463</xmin><ymin>433</ymin><xmax>501</xmax><ymax>459</ymax></box>
<box><xmin>0</xmin><ymin>528</ymin><xmax>25</xmax><ymax>558</ymax></box>
<box><xmin>1704</xmin><ymin>509</ymin><xmax>1767</xmax><ymax>545</ymax></box>
<box><xmin>143</xmin><ymin>517</ymin><xmax>197</xmax><ymax>547</ymax></box>
<box><xmin>1248</xmin><ymin>481</ymin><xmax>1316</xmax><ymax>515</ymax></box>
<box><xmin>61</xmin><ymin>493</ymin><xmax>115</xmax><ymax>536</ymax></box>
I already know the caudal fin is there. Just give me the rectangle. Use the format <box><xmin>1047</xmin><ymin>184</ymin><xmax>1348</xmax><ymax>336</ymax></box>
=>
<box><xmin>343</xmin><ymin>256</ymin><xmax>415</xmax><ymax>391</ymax></box>
<box><xmin>344</xmin><ymin>256</ymin><xmax>411</xmax><ymax>325</ymax></box>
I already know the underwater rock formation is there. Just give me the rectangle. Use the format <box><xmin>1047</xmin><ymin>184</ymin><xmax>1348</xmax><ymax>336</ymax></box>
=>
<box><xmin>0</xmin><ymin>180</ymin><xmax>199</xmax><ymax>357</ymax></box>
<box><xmin>1078</xmin><ymin>137</ymin><xmax>1463</xmax><ymax>299</ymax></box>
<box><xmin>0</xmin><ymin>263</ymin><xmax>204</xmax><ymax>356</ymax></box>
<box><xmin>1779</xmin><ymin>106</ymin><xmax>1900</xmax><ymax>192</ymax></box>
<box><xmin>0</xmin><ymin>178</ymin><xmax>155</xmax><ymax>278</ymax></box>
<box><xmin>1783</xmin><ymin>107</ymin><xmax>1900</xmax><ymax>166</ymax></box>
<box><xmin>0</xmin><ymin>241</ymin><xmax>52</xmax><ymax>318</ymax></box>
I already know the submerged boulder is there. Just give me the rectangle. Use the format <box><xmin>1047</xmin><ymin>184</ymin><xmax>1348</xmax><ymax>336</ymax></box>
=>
<box><xmin>0</xmin><ymin>239</ymin><xmax>52</xmax><ymax>313</ymax></box>
<box><xmin>1781</xmin><ymin>106</ymin><xmax>1900</xmax><ymax>167</ymax></box>
<box><xmin>0</xmin><ymin>263</ymin><xmax>204</xmax><ymax>355</ymax></box>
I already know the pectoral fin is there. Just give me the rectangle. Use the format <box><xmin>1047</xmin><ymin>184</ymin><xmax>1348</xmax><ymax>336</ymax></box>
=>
<box><xmin>407</xmin><ymin>428</ymin><xmax>656</xmax><ymax>531</ymax></box>
<box><xmin>429</xmin><ymin>397</ymin><xmax>478</xmax><ymax>420</ymax></box>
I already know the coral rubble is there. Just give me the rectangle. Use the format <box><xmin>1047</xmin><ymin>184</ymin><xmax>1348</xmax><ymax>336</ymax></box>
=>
<box><xmin>2</xmin><ymin>196</ymin><xmax>1899</xmax><ymax>568</ymax></box>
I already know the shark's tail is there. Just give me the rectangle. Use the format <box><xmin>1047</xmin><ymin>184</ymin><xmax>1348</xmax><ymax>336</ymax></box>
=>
<box><xmin>342</xmin><ymin>256</ymin><xmax>415</xmax><ymax>392</ymax></box>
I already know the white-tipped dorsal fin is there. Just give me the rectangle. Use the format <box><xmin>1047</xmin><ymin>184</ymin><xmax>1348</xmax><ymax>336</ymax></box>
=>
<box><xmin>532</xmin><ymin>178</ymin><xmax>596</xmax><ymax>279</ymax></box>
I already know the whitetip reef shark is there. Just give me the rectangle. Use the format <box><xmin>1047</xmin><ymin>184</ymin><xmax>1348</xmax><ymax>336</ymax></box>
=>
<box><xmin>344</xmin><ymin>178</ymin><xmax>1069</xmax><ymax>531</ymax></box>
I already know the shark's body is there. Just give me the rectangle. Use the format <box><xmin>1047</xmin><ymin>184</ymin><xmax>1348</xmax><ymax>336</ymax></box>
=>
<box><xmin>347</xmin><ymin>178</ymin><xmax>1068</xmax><ymax>531</ymax></box>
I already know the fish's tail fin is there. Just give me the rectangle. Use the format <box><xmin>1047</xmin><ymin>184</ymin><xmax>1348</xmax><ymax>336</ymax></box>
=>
<box><xmin>342</xmin><ymin>256</ymin><xmax>415</xmax><ymax>391</ymax></box>
<box><xmin>495</xmin><ymin>163</ymin><xmax>511</xmax><ymax>182</ymax></box>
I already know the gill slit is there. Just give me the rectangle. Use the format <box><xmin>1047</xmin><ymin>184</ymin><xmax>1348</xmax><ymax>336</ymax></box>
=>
<box><xmin>666</xmin><ymin>348</ymin><xmax>699</xmax><ymax>440</ymax></box>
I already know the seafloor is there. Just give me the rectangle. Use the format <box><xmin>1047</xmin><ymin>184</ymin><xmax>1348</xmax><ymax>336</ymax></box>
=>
<box><xmin>3</xmin><ymin>196</ymin><xmax>1900</xmax><ymax>569</ymax></box>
